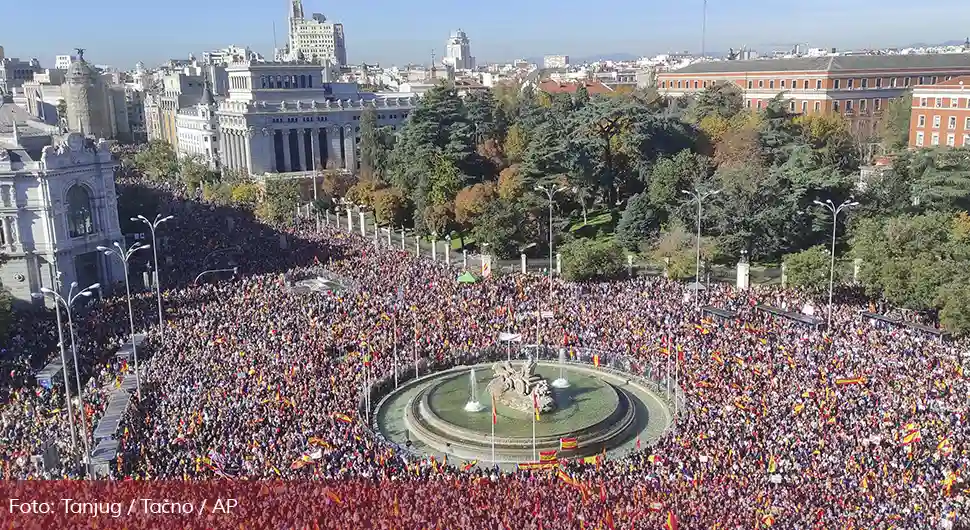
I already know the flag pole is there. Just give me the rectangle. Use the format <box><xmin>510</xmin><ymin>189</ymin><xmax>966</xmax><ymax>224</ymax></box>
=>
<box><xmin>393</xmin><ymin>312</ymin><xmax>398</xmax><ymax>388</ymax></box>
<box><xmin>532</xmin><ymin>391</ymin><xmax>537</xmax><ymax>462</ymax></box>
<box><xmin>491</xmin><ymin>395</ymin><xmax>497</xmax><ymax>467</ymax></box>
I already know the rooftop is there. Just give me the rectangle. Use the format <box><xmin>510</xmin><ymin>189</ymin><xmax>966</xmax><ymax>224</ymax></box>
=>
<box><xmin>537</xmin><ymin>80</ymin><xmax>614</xmax><ymax>95</ymax></box>
<box><xmin>915</xmin><ymin>75</ymin><xmax>970</xmax><ymax>89</ymax></box>
<box><xmin>667</xmin><ymin>53</ymin><xmax>970</xmax><ymax>75</ymax></box>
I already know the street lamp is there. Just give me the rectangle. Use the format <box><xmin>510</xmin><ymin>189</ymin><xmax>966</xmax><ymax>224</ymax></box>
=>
<box><xmin>30</xmin><ymin>276</ymin><xmax>78</xmax><ymax>450</ymax></box>
<box><xmin>813</xmin><ymin>198</ymin><xmax>859</xmax><ymax>329</ymax></box>
<box><xmin>32</xmin><ymin>280</ymin><xmax>100</xmax><ymax>478</ymax></box>
<box><xmin>680</xmin><ymin>187</ymin><xmax>721</xmax><ymax>308</ymax></box>
<box><xmin>98</xmin><ymin>241</ymin><xmax>150</xmax><ymax>400</ymax></box>
<box><xmin>132</xmin><ymin>214</ymin><xmax>173</xmax><ymax>337</ymax></box>
<box><xmin>535</xmin><ymin>185</ymin><xmax>567</xmax><ymax>301</ymax></box>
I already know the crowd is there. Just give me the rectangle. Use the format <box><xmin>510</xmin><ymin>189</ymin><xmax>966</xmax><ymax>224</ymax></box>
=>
<box><xmin>1</xmin><ymin>168</ymin><xmax>968</xmax><ymax>529</ymax></box>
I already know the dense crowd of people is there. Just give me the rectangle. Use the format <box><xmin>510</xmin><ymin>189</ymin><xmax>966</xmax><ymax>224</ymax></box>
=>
<box><xmin>1</xmin><ymin>166</ymin><xmax>968</xmax><ymax>529</ymax></box>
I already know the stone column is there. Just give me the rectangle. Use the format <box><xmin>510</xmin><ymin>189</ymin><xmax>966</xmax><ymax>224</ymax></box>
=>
<box><xmin>329</xmin><ymin>126</ymin><xmax>343</xmax><ymax>168</ymax></box>
<box><xmin>359</xmin><ymin>211</ymin><xmax>366</xmax><ymax>237</ymax></box>
<box><xmin>281</xmin><ymin>129</ymin><xmax>292</xmax><ymax>172</ymax></box>
<box><xmin>347</xmin><ymin>209</ymin><xmax>353</xmax><ymax>232</ymax></box>
<box><xmin>521</xmin><ymin>254</ymin><xmax>527</xmax><ymax>274</ymax></box>
<box><xmin>243</xmin><ymin>128</ymin><xmax>253</xmax><ymax>175</ymax></box>
<box><xmin>736</xmin><ymin>260</ymin><xmax>751</xmax><ymax>290</ymax></box>
<box><xmin>343</xmin><ymin>125</ymin><xmax>356</xmax><ymax>171</ymax></box>
<box><xmin>556</xmin><ymin>253</ymin><xmax>562</xmax><ymax>275</ymax></box>
<box><xmin>310</xmin><ymin>128</ymin><xmax>321</xmax><ymax>172</ymax></box>
<box><xmin>232</xmin><ymin>131</ymin><xmax>242</xmax><ymax>171</ymax></box>
<box><xmin>221</xmin><ymin>130</ymin><xmax>233</xmax><ymax>171</ymax></box>
<box><xmin>296</xmin><ymin>129</ymin><xmax>308</xmax><ymax>172</ymax></box>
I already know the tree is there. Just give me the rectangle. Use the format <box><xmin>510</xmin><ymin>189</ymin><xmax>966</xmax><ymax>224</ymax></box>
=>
<box><xmin>783</xmin><ymin>246</ymin><xmax>830</xmax><ymax>290</ymax></box>
<box><xmin>371</xmin><ymin>187</ymin><xmax>409</xmax><ymax>227</ymax></box>
<box><xmin>650</xmin><ymin>221</ymin><xmax>717</xmax><ymax>280</ymax></box>
<box><xmin>202</xmin><ymin>182</ymin><xmax>233</xmax><ymax>206</ymax></box>
<box><xmin>231</xmin><ymin>182</ymin><xmax>261</xmax><ymax>208</ymax></box>
<box><xmin>454</xmin><ymin>182</ymin><xmax>497</xmax><ymax>230</ymax></box>
<box><xmin>909</xmin><ymin>147</ymin><xmax>970</xmax><ymax>212</ymax></box>
<box><xmin>503</xmin><ymin>124</ymin><xmax>528</xmax><ymax>164</ymax></box>
<box><xmin>428</xmin><ymin>155</ymin><xmax>463</xmax><ymax>207</ymax></box>
<box><xmin>322</xmin><ymin>167</ymin><xmax>356</xmax><ymax>198</ymax></box>
<box><xmin>471</xmin><ymin>199</ymin><xmax>524</xmax><ymax>258</ymax></box>
<box><xmin>346</xmin><ymin>178</ymin><xmax>384</xmax><ymax>207</ymax></box>
<box><xmin>422</xmin><ymin>202</ymin><xmax>455</xmax><ymax>237</ymax></box>
<box><xmin>615</xmin><ymin>193</ymin><xmax>660</xmax><ymax>251</ymax></box>
<box><xmin>647</xmin><ymin>150</ymin><xmax>713</xmax><ymax>213</ymax></box>
<box><xmin>688</xmin><ymin>83</ymin><xmax>744</xmax><ymax>123</ymax></box>
<box><xmin>180</xmin><ymin>155</ymin><xmax>219</xmax><ymax>193</ymax></box>
<box><xmin>560</xmin><ymin>239</ymin><xmax>625</xmax><ymax>281</ymax></box>
<box><xmin>359</xmin><ymin>106</ymin><xmax>390</xmax><ymax>181</ymax></box>
<box><xmin>497</xmin><ymin>165</ymin><xmax>526</xmax><ymax>202</ymax></box>
<box><xmin>259</xmin><ymin>179</ymin><xmax>302</xmax><ymax>224</ymax></box>
<box><xmin>879</xmin><ymin>92</ymin><xmax>913</xmax><ymax>152</ymax></box>
<box><xmin>133</xmin><ymin>141</ymin><xmax>180</xmax><ymax>181</ymax></box>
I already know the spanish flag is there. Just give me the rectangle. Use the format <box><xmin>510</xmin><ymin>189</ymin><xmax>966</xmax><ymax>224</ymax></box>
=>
<box><xmin>492</xmin><ymin>393</ymin><xmax>498</xmax><ymax>425</ymax></box>
<box><xmin>665</xmin><ymin>511</ymin><xmax>678</xmax><ymax>530</ymax></box>
<box><xmin>533</xmin><ymin>393</ymin><xmax>541</xmax><ymax>421</ymax></box>
<box><xmin>556</xmin><ymin>469</ymin><xmax>580</xmax><ymax>488</ymax></box>
<box><xmin>540</xmin><ymin>450</ymin><xmax>558</xmax><ymax>462</ymax></box>
<box><xmin>835</xmin><ymin>377</ymin><xmax>865</xmax><ymax>386</ymax></box>
<box><xmin>462</xmin><ymin>460</ymin><xmax>478</xmax><ymax>471</ymax></box>
<box><xmin>593</xmin><ymin>354</ymin><xmax>600</xmax><ymax>368</ymax></box>
<box><xmin>938</xmin><ymin>437</ymin><xmax>954</xmax><ymax>456</ymax></box>
<box><xmin>902</xmin><ymin>429</ymin><xmax>922</xmax><ymax>445</ymax></box>
<box><xmin>560</xmin><ymin>437</ymin><xmax>578</xmax><ymax>450</ymax></box>
<box><xmin>324</xmin><ymin>489</ymin><xmax>343</xmax><ymax>505</ymax></box>
<box><xmin>332</xmin><ymin>413</ymin><xmax>353</xmax><ymax>424</ymax></box>
<box><xmin>761</xmin><ymin>514</ymin><xmax>775</xmax><ymax>527</ymax></box>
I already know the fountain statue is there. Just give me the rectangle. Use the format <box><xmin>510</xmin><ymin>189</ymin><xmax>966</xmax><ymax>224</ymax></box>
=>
<box><xmin>486</xmin><ymin>358</ymin><xmax>556</xmax><ymax>413</ymax></box>
<box><xmin>464</xmin><ymin>368</ymin><xmax>485</xmax><ymax>412</ymax></box>
<box><xmin>551</xmin><ymin>348</ymin><xmax>570</xmax><ymax>388</ymax></box>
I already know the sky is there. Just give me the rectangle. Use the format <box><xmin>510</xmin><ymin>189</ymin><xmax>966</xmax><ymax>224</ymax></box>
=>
<box><xmin>4</xmin><ymin>0</ymin><xmax>969</xmax><ymax>69</ymax></box>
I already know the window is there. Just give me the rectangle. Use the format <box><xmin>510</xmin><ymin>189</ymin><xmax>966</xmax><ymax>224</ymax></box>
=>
<box><xmin>788</xmin><ymin>100</ymin><xmax>795</xmax><ymax>111</ymax></box>
<box><xmin>758</xmin><ymin>80</ymin><xmax>764</xmax><ymax>88</ymax></box>
<box><xmin>964</xmin><ymin>134</ymin><xmax>970</xmax><ymax>147</ymax></box>
<box><xmin>756</xmin><ymin>100</ymin><xmax>763</xmax><ymax>109</ymax></box>
<box><xmin>861</xmin><ymin>78</ymin><xmax>868</xmax><ymax>88</ymax></box>
<box><xmin>694</xmin><ymin>81</ymin><xmax>700</xmax><ymax>89</ymax></box>
<box><xmin>847</xmin><ymin>79</ymin><xmax>854</xmax><ymax>89</ymax></box>
<box><xmin>66</xmin><ymin>185</ymin><xmax>95</xmax><ymax>238</ymax></box>
<box><xmin>834</xmin><ymin>79</ymin><xmax>840</xmax><ymax>89</ymax></box>
<box><xmin>905</xmin><ymin>77</ymin><xmax>911</xmax><ymax>87</ymax></box>
<box><xmin>932</xmin><ymin>132</ymin><xmax>940</xmax><ymax>145</ymax></box>
<box><xmin>918</xmin><ymin>76</ymin><xmax>925</xmax><ymax>84</ymax></box>
<box><xmin>677</xmin><ymin>81</ymin><xmax>682</xmax><ymax>88</ymax></box>
<box><xmin>814</xmin><ymin>101</ymin><xmax>821</xmax><ymax>112</ymax></box>
<box><xmin>791</xmin><ymin>79</ymin><xmax>796</xmax><ymax>89</ymax></box>
<box><xmin>949</xmin><ymin>116</ymin><xmax>957</xmax><ymax>129</ymax></box>
<box><xmin>801</xmin><ymin>101</ymin><xmax>807</xmax><ymax>113</ymax></box>
<box><xmin>936</xmin><ymin>98</ymin><xmax>943</xmax><ymax>108</ymax></box>
<box><xmin>966</xmin><ymin>117</ymin><xmax>970</xmax><ymax>130</ymax></box>
<box><xmin>916</xmin><ymin>131</ymin><xmax>925</xmax><ymax>146</ymax></box>
<box><xmin>891</xmin><ymin>78</ymin><xmax>897</xmax><ymax>88</ymax></box>
<box><xmin>816</xmin><ymin>80</ymin><xmax>822</xmax><ymax>89</ymax></box>
<box><xmin>833</xmin><ymin>101</ymin><xmax>840</xmax><ymax>112</ymax></box>
<box><xmin>920</xmin><ymin>97</ymin><xmax>928</xmax><ymax>107</ymax></box>
<box><xmin>874</xmin><ymin>99</ymin><xmax>881</xmax><ymax>111</ymax></box>
<box><xmin>780</xmin><ymin>80</ymin><xmax>786</xmax><ymax>88</ymax></box>
<box><xmin>952</xmin><ymin>97</ymin><xmax>959</xmax><ymax>108</ymax></box>
<box><xmin>845</xmin><ymin>100</ymin><xmax>853</xmax><ymax>112</ymax></box>
<box><xmin>703</xmin><ymin>81</ymin><xmax>708</xmax><ymax>88</ymax></box>
<box><xmin>932</xmin><ymin>76</ymin><xmax>938</xmax><ymax>84</ymax></box>
<box><xmin>875</xmin><ymin>78</ymin><xmax>882</xmax><ymax>88</ymax></box>
<box><xmin>933</xmin><ymin>115</ymin><xmax>941</xmax><ymax>128</ymax></box>
<box><xmin>859</xmin><ymin>99</ymin><xmax>867</xmax><ymax>112</ymax></box>
<box><xmin>747</xmin><ymin>80</ymin><xmax>753</xmax><ymax>89</ymax></box>
<box><xmin>745</xmin><ymin>99</ymin><xmax>752</xmax><ymax>108</ymax></box>
<box><xmin>947</xmin><ymin>134</ymin><xmax>956</xmax><ymax>146</ymax></box>
<box><xmin>661</xmin><ymin>81</ymin><xmax>666</xmax><ymax>88</ymax></box>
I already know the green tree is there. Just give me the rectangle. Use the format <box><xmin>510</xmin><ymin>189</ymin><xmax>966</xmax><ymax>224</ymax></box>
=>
<box><xmin>259</xmin><ymin>179</ymin><xmax>302</xmax><ymax>224</ymax></box>
<box><xmin>230</xmin><ymin>182</ymin><xmax>261</xmax><ymax>207</ymax></box>
<box><xmin>647</xmin><ymin>150</ymin><xmax>713</xmax><ymax>213</ymax></box>
<box><xmin>688</xmin><ymin>83</ymin><xmax>744</xmax><ymax>123</ymax></box>
<box><xmin>650</xmin><ymin>221</ymin><xmax>717</xmax><ymax>280</ymax></box>
<box><xmin>615</xmin><ymin>193</ymin><xmax>660</xmax><ymax>251</ymax></box>
<box><xmin>471</xmin><ymin>199</ymin><xmax>524</xmax><ymax>258</ymax></box>
<box><xmin>133</xmin><ymin>141</ymin><xmax>180</xmax><ymax>181</ymax></box>
<box><xmin>346</xmin><ymin>178</ymin><xmax>384</xmax><ymax>207</ymax></box>
<box><xmin>909</xmin><ymin>147</ymin><xmax>970</xmax><ymax>212</ymax></box>
<box><xmin>783</xmin><ymin>246</ymin><xmax>830</xmax><ymax>290</ymax></box>
<box><xmin>879</xmin><ymin>92</ymin><xmax>913</xmax><ymax>151</ymax></box>
<box><xmin>428</xmin><ymin>156</ymin><xmax>463</xmax><ymax>207</ymax></box>
<box><xmin>454</xmin><ymin>182</ymin><xmax>497</xmax><ymax>231</ymax></box>
<box><xmin>560</xmin><ymin>238</ymin><xmax>625</xmax><ymax>281</ymax></box>
<box><xmin>359</xmin><ymin>106</ymin><xmax>391</xmax><ymax>181</ymax></box>
<box><xmin>180</xmin><ymin>155</ymin><xmax>219</xmax><ymax>193</ymax></box>
<box><xmin>503</xmin><ymin>124</ymin><xmax>528</xmax><ymax>164</ymax></box>
<box><xmin>202</xmin><ymin>181</ymin><xmax>233</xmax><ymax>206</ymax></box>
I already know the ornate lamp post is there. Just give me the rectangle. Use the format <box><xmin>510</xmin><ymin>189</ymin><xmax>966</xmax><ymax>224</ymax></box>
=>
<box><xmin>132</xmin><ymin>214</ymin><xmax>173</xmax><ymax>337</ymax></box>
<box><xmin>98</xmin><ymin>241</ymin><xmax>150</xmax><ymax>400</ymax></box>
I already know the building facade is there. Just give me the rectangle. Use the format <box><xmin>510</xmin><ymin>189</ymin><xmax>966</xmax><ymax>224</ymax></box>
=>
<box><xmin>202</xmin><ymin>45</ymin><xmax>261</xmax><ymax>66</ymax></box>
<box><xmin>175</xmin><ymin>83</ymin><xmax>220</xmax><ymax>168</ymax></box>
<box><xmin>658</xmin><ymin>54</ymin><xmax>970</xmax><ymax>136</ymax></box>
<box><xmin>287</xmin><ymin>0</ymin><xmax>347</xmax><ymax>66</ymax></box>
<box><xmin>62</xmin><ymin>51</ymin><xmax>132</xmax><ymax>142</ymax></box>
<box><xmin>444</xmin><ymin>30</ymin><xmax>474</xmax><ymax>70</ymax></box>
<box><xmin>54</xmin><ymin>55</ymin><xmax>75</xmax><ymax>70</ymax></box>
<box><xmin>543</xmin><ymin>55</ymin><xmax>570</xmax><ymax>69</ymax></box>
<box><xmin>212</xmin><ymin>62</ymin><xmax>416</xmax><ymax>176</ymax></box>
<box><xmin>0</xmin><ymin>99</ymin><xmax>124</xmax><ymax>303</ymax></box>
<box><xmin>0</xmin><ymin>52</ymin><xmax>41</xmax><ymax>94</ymax></box>
<box><xmin>909</xmin><ymin>76</ymin><xmax>970</xmax><ymax>148</ymax></box>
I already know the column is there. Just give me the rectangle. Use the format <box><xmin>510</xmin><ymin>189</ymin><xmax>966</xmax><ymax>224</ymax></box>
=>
<box><xmin>294</xmin><ymin>129</ymin><xmax>306</xmax><ymax>172</ymax></box>
<box><xmin>329</xmin><ymin>126</ymin><xmax>342</xmax><ymax>168</ymax></box>
<box><xmin>221</xmin><ymin>131</ymin><xmax>233</xmax><ymax>171</ymax></box>
<box><xmin>236</xmin><ymin>132</ymin><xmax>245</xmax><ymax>171</ymax></box>
<box><xmin>310</xmin><ymin>128</ymin><xmax>321</xmax><ymax>172</ymax></box>
<box><xmin>243</xmin><ymin>129</ymin><xmax>253</xmax><ymax>175</ymax></box>
<box><xmin>281</xmin><ymin>129</ymin><xmax>292</xmax><ymax>172</ymax></box>
<box><xmin>343</xmin><ymin>125</ymin><xmax>356</xmax><ymax>171</ymax></box>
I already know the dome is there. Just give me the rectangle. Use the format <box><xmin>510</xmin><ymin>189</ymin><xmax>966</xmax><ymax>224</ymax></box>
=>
<box><xmin>66</xmin><ymin>58</ymin><xmax>98</xmax><ymax>85</ymax></box>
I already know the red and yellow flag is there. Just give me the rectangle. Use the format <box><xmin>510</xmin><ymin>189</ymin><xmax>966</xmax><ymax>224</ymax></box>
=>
<box><xmin>560</xmin><ymin>437</ymin><xmax>578</xmax><ymax>450</ymax></box>
<box><xmin>491</xmin><ymin>393</ymin><xmax>498</xmax><ymax>425</ymax></box>
<box><xmin>533</xmin><ymin>393</ymin><xmax>541</xmax><ymax>421</ymax></box>
<box><xmin>665</xmin><ymin>511</ymin><xmax>679</xmax><ymax>530</ymax></box>
<box><xmin>835</xmin><ymin>377</ymin><xmax>865</xmax><ymax>386</ymax></box>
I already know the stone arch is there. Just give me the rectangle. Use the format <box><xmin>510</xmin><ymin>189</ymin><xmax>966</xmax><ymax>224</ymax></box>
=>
<box><xmin>66</xmin><ymin>184</ymin><xmax>96</xmax><ymax>238</ymax></box>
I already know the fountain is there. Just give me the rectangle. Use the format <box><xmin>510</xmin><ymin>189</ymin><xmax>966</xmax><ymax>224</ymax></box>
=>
<box><xmin>464</xmin><ymin>368</ymin><xmax>485</xmax><ymax>412</ymax></box>
<box><xmin>551</xmin><ymin>348</ymin><xmax>571</xmax><ymax>388</ymax></box>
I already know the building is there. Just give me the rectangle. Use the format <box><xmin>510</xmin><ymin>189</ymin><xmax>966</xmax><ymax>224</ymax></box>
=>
<box><xmin>658</xmin><ymin>54</ymin><xmax>970</xmax><ymax>136</ymax></box>
<box><xmin>543</xmin><ymin>55</ymin><xmax>570</xmax><ymax>69</ymax></box>
<box><xmin>54</xmin><ymin>55</ymin><xmax>75</xmax><ymax>70</ymax></box>
<box><xmin>211</xmin><ymin>62</ymin><xmax>416</xmax><ymax>176</ymax></box>
<box><xmin>202</xmin><ymin>45</ymin><xmax>262</xmax><ymax>66</ymax></box>
<box><xmin>175</xmin><ymin>81</ymin><xmax>220</xmax><ymax>168</ymax></box>
<box><xmin>909</xmin><ymin>76</ymin><xmax>970</xmax><ymax>148</ymax></box>
<box><xmin>0</xmin><ymin>50</ymin><xmax>41</xmax><ymax>94</ymax></box>
<box><xmin>145</xmin><ymin>70</ymin><xmax>207</xmax><ymax>147</ymax></box>
<box><xmin>444</xmin><ymin>30</ymin><xmax>474</xmax><ymax>70</ymax></box>
<box><xmin>0</xmin><ymin>96</ymin><xmax>124</xmax><ymax>303</ymax></box>
<box><xmin>62</xmin><ymin>50</ymin><xmax>132</xmax><ymax>142</ymax></box>
<box><xmin>287</xmin><ymin>0</ymin><xmax>347</xmax><ymax>66</ymax></box>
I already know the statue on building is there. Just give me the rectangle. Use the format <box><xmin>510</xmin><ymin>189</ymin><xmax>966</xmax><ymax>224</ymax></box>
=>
<box><xmin>486</xmin><ymin>358</ymin><xmax>555</xmax><ymax>413</ymax></box>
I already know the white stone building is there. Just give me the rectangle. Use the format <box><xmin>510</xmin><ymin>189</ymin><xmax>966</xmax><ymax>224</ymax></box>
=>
<box><xmin>543</xmin><ymin>55</ymin><xmax>570</xmax><ymax>69</ymax></box>
<box><xmin>54</xmin><ymin>55</ymin><xmax>75</xmax><ymax>71</ymax></box>
<box><xmin>202</xmin><ymin>45</ymin><xmax>262</xmax><ymax>66</ymax></box>
<box><xmin>175</xmin><ymin>82</ymin><xmax>220</xmax><ymax>168</ymax></box>
<box><xmin>0</xmin><ymin>51</ymin><xmax>41</xmax><ymax>94</ymax></box>
<box><xmin>212</xmin><ymin>62</ymin><xmax>417</xmax><ymax>176</ymax></box>
<box><xmin>444</xmin><ymin>30</ymin><xmax>474</xmax><ymax>70</ymax></box>
<box><xmin>287</xmin><ymin>0</ymin><xmax>347</xmax><ymax>66</ymax></box>
<box><xmin>0</xmin><ymin>97</ymin><xmax>124</xmax><ymax>303</ymax></box>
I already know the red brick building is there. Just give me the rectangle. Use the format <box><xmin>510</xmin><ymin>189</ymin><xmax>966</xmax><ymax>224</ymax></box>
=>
<box><xmin>908</xmin><ymin>76</ymin><xmax>970</xmax><ymax>148</ymax></box>
<box><xmin>657</xmin><ymin>54</ymin><xmax>970</xmax><ymax>136</ymax></box>
<box><xmin>537</xmin><ymin>80</ymin><xmax>614</xmax><ymax>96</ymax></box>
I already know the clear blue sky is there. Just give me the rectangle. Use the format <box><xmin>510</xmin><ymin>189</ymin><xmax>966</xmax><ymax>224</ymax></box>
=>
<box><xmin>4</xmin><ymin>0</ymin><xmax>968</xmax><ymax>69</ymax></box>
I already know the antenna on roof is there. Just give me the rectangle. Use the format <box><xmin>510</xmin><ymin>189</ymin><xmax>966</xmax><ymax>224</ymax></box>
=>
<box><xmin>701</xmin><ymin>0</ymin><xmax>708</xmax><ymax>57</ymax></box>
<box><xmin>273</xmin><ymin>21</ymin><xmax>278</xmax><ymax>53</ymax></box>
